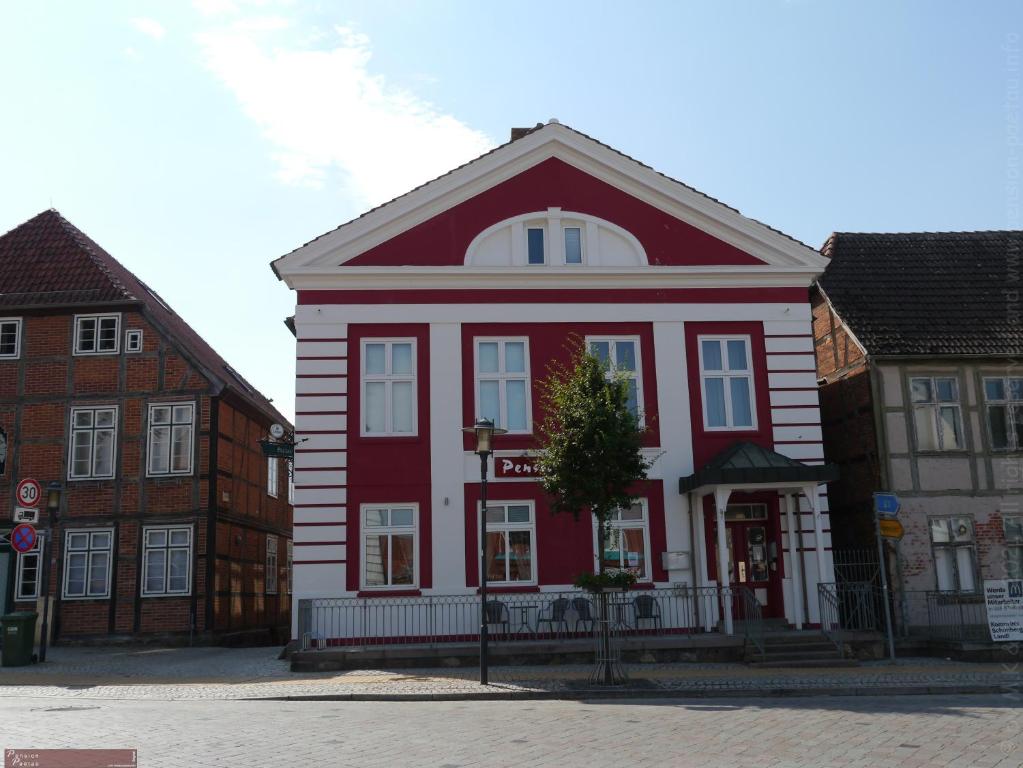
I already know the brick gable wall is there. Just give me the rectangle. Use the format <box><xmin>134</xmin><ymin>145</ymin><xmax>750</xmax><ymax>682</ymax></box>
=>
<box><xmin>0</xmin><ymin>308</ymin><xmax>291</xmax><ymax>642</ymax></box>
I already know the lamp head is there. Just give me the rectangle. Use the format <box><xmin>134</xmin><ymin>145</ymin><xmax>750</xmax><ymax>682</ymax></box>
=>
<box><xmin>461</xmin><ymin>418</ymin><xmax>507</xmax><ymax>455</ymax></box>
<box><xmin>46</xmin><ymin>481</ymin><xmax>62</xmax><ymax>512</ymax></box>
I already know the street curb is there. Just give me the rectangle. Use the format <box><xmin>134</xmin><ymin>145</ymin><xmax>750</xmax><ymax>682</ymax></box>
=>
<box><xmin>250</xmin><ymin>683</ymin><xmax>1019</xmax><ymax>703</ymax></box>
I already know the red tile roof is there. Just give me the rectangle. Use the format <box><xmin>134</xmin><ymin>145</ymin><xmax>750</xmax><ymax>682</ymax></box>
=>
<box><xmin>0</xmin><ymin>210</ymin><xmax>290</xmax><ymax>426</ymax></box>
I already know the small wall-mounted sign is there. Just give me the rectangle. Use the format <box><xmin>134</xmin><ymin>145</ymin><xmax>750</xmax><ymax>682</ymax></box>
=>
<box><xmin>12</xmin><ymin>506</ymin><xmax>39</xmax><ymax>524</ymax></box>
<box><xmin>495</xmin><ymin>456</ymin><xmax>539</xmax><ymax>478</ymax></box>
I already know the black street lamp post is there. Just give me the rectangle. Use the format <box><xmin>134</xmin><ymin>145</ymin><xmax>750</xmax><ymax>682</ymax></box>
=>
<box><xmin>38</xmin><ymin>481</ymin><xmax>62</xmax><ymax>663</ymax></box>
<box><xmin>461</xmin><ymin>418</ymin><xmax>506</xmax><ymax>686</ymax></box>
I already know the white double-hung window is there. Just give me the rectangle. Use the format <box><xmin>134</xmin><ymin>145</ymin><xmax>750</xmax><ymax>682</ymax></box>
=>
<box><xmin>141</xmin><ymin>526</ymin><xmax>192</xmax><ymax>596</ymax></box>
<box><xmin>266</xmin><ymin>536</ymin><xmax>278</xmax><ymax>594</ymax></box>
<box><xmin>15</xmin><ymin>534</ymin><xmax>43</xmax><ymax>600</ymax></box>
<box><xmin>929</xmin><ymin>517</ymin><xmax>977</xmax><ymax>592</ymax></box>
<box><xmin>910</xmin><ymin>377</ymin><xmax>963</xmax><ymax>451</ymax></box>
<box><xmin>483</xmin><ymin>502</ymin><xmax>536</xmax><ymax>585</ymax></box>
<box><xmin>147</xmin><ymin>403</ymin><xmax>195</xmax><ymax>476</ymax></box>
<box><xmin>595</xmin><ymin>501</ymin><xmax>650</xmax><ymax>581</ymax></box>
<box><xmin>983</xmin><ymin>377</ymin><xmax>1023</xmax><ymax>451</ymax></box>
<box><xmin>361</xmin><ymin>505</ymin><xmax>417</xmax><ymax>589</ymax></box>
<box><xmin>1005</xmin><ymin>516</ymin><xmax>1023</xmax><ymax>579</ymax></box>
<box><xmin>74</xmin><ymin>313</ymin><xmax>120</xmax><ymax>354</ymax></box>
<box><xmin>63</xmin><ymin>529</ymin><xmax>113</xmax><ymax>599</ymax></box>
<box><xmin>0</xmin><ymin>318</ymin><xmax>22</xmax><ymax>358</ymax></box>
<box><xmin>588</xmin><ymin>337</ymin><xmax>643</xmax><ymax>421</ymax></box>
<box><xmin>69</xmin><ymin>406</ymin><xmax>117</xmax><ymax>479</ymax></box>
<box><xmin>361</xmin><ymin>339</ymin><xmax>416</xmax><ymax>436</ymax></box>
<box><xmin>699</xmin><ymin>337</ymin><xmax>755</xmax><ymax>430</ymax></box>
<box><xmin>475</xmin><ymin>338</ymin><xmax>530</xmax><ymax>432</ymax></box>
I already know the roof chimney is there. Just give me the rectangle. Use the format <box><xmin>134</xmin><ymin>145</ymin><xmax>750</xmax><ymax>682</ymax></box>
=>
<box><xmin>509</xmin><ymin>123</ymin><xmax>545</xmax><ymax>142</ymax></box>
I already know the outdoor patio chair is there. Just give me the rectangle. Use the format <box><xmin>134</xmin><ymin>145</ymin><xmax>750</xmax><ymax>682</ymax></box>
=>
<box><xmin>570</xmin><ymin>597</ymin><xmax>596</xmax><ymax>633</ymax></box>
<box><xmin>632</xmin><ymin>594</ymin><xmax>662</xmax><ymax>630</ymax></box>
<box><xmin>485</xmin><ymin>600</ymin><xmax>510</xmax><ymax>636</ymax></box>
<box><xmin>537</xmin><ymin>598</ymin><xmax>571</xmax><ymax>635</ymax></box>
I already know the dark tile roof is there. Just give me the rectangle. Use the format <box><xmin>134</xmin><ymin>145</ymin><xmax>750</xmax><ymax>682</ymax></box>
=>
<box><xmin>819</xmin><ymin>231</ymin><xmax>1023</xmax><ymax>357</ymax></box>
<box><xmin>0</xmin><ymin>210</ymin><xmax>290</xmax><ymax>426</ymax></box>
<box><xmin>679</xmin><ymin>442</ymin><xmax>838</xmax><ymax>493</ymax></box>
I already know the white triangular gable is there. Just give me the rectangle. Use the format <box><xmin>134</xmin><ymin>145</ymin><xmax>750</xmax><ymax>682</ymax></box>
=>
<box><xmin>273</xmin><ymin>121</ymin><xmax>828</xmax><ymax>287</ymax></box>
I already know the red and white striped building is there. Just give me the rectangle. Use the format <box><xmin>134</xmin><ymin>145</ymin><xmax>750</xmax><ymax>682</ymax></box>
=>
<box><xmin>273</xmin><ymin>121</ymin><xmax>835</xmax><ymax>642</ymax></box>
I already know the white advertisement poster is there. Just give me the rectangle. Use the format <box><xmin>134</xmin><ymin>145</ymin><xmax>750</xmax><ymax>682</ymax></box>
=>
<box><xmin>984</xmin><ymin>579</ymin><xmax>1023</xmax><ymax>642</ymax></box>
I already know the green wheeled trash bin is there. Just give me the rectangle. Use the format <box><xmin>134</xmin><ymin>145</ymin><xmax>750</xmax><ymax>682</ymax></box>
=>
<box><xmin>1</xmin><ymin>611</ymin><xmax>38</xmax><ymax>667</ymax></box>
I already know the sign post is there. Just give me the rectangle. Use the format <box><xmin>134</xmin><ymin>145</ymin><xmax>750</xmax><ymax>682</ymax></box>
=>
<box><xmin>872</xmin><ymin>492</ymin><xmax>899</xmax><ymax>661</ymax></box>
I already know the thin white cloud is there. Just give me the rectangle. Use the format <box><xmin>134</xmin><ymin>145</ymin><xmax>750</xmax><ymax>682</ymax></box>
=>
<box><xmin>131</xmin><ymin>17</ymin><xmax>166</xmax><ymax>40</ymax></box>
<box><xmin>195</xmin><ymin>19</ymin><xmax>495</xmax><ymax>207</ymax></box>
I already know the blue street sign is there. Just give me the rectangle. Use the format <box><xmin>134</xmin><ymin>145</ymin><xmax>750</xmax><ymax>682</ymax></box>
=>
<box><xmin>874</xmin><ymin>492</ymin><xmax>901</xmax><ymax>517</ymax></box>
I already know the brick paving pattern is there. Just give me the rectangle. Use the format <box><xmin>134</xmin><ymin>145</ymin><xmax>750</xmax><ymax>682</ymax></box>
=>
<box><xmin>2</xmin><ymin>695</ymin><xmax>1022</xmax><ymax>767</ymax></box>
<box><xmin>0</xmin><ymin>647</ymin><xmax>1019</xmax><ymax>701</ymax></box>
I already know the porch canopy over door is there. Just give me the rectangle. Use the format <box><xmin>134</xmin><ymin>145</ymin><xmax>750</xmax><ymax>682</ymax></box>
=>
<box><xmin>679</xmin><ymin>442</ymin><xmax>839</xmax><ymax>635</ymax></box>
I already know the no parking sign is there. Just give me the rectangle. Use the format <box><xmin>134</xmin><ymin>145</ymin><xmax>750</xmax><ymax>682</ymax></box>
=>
<box><xmin>10</xmin><ymin>522</ymin><xmax>37</xmax><ymax>553</ymax></box>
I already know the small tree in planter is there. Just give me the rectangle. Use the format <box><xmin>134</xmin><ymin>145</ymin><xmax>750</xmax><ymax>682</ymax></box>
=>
<box><xmin>535</xmin><ymin>339</ymin><xmax>651</xmax><ymax>685</ymax></box>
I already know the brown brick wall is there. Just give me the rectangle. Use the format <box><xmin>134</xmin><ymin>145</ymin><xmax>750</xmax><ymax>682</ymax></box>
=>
<box><xmin>812</xmin><ymin>288</ymin><xmax>881</xmax><ymax>548</ymax></box>
<box><xmin>1</xmin><ymin>308</ymin><xmax>291</xmax><ymax>641</ymax></box>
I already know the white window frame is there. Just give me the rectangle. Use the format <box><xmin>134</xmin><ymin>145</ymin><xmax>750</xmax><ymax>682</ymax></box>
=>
<box><xmin>698</xmin><ymin>335</ymin><xmax>757</xmax><ymax>431</ymax></box>
<box><xmin>125</xmin><ymin>329</ymin><xmax>143</xmax><ymax>353</ymax></box>
<box><xmin>68</xmin><ymin>405</ymin><xmax>118</xmax><ymax>480</ymax></box>
<box><xmin>1005</xmin><ymin>516</ymin><xmax>1023</xmax><ymax>580</ymax></box>
<box><xmin>478</xmin><ymin>500</ymin><xmax>537</xmax><ymax>586</ymax></box>
<box><xmin>140</xmin><ymin>525</ymin><xmax>193</xmax><ymax>597</ymax></box>
<box><xmin>592</xmin><ymin>499</ymin><xmax>652</xmax><ymax>582</ymax></box>
<box><xmin>267</xmin><ymin>456</ymin><xmax>279</xmax><ymax>498</ymax></box>
<box><xmin>586</xmin><ymin>335</ymin><xmax>644</xmax><ymax>425</ymax></box>
<box><xmin>0</xmin><ymin>317</ymin><xmax>22</xmax><ymax>359</ymax></box>
<box><xmin>910</xmin><ymin>376</ymin><xmax>964</xmax><ymax>452</ymax></box>
<box><xmin>562</xmin><ymin>223</ymin><xmax>585</xmax><ymax>265</ymax></box>
<box><xmin>360</xmin><ymin>504</ymin><xmax>419</xmax><ymax>591</ymax></box>
<box><xmin>62</xmin><ymin>528</ymin><xmax>114</xmax><ymax>599</ymax></box>
<box><xmin>15</xmin><ymin>533</ymin><xmax>43</xmax><ymax>600</ymax></box>
<box><xmin>526</xmin><ymin>225</ymin><xmax>546</xmax><ymax>265</ymax></box>
<box><xmin>474</xmin><ymin>337</ymin><xmax>532</xmax><ymax>434</ymax></box>
<box><xmin>266</xmin><ymin>536</ymin><xmax>278</xmax><ymax>594</ymax></box>
<box><xmin>146</xmin><ymin>402</ymin><xmax>195</xmax><ymax>477</ymax></box>
<box><xmin>360</xmin><ymin>338</ymin><xmax>418</xmax><ymax>437</ymax></box>
<box><xmin>982</xmin><ymin>376</ymin><xmax>1023</xmax><ymax>452</ymax></box>
<box><xmin>73</xmin><ymin>312</ymin><xmax>121</xmax><ymax>355</ymax></box>
<box><xmin>928</xmin><ymin>516</ymin><xmax>979</xmax><ymax>593</ymax></box>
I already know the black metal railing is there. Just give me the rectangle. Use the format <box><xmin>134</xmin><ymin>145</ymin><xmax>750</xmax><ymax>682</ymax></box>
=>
<box><xmin>818</xmin><ymin>583</ymin><xmax>991</xmax><ymax>645</ymax></box>
<box><xmin>818</xmin><ymin>582</ymin><xmax>883</xmax><ymax>640</ymax></box>
<box><xmin>296</xmin><ymin>585</ymin><xmax>764</xmax><ymax>651</ymax></box>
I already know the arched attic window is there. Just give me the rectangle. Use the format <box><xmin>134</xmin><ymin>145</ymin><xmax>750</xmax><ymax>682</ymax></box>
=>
<box><xmin>465</xmin><ymin>208</ymin><xmax>648</xmax><ymax>267</ymax></box>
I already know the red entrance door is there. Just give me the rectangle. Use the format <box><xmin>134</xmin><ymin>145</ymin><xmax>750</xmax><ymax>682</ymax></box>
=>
<box><xmin>707</xmin><ymin>504</ymin><xmax>785</xmax><ymax>619</ymax></box>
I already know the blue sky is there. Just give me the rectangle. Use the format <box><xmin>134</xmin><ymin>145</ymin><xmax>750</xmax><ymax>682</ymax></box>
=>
<box><xmin>0</xmin><ymin>1</ymin><xmax>1018</xmax><ymax>420</ymax></box>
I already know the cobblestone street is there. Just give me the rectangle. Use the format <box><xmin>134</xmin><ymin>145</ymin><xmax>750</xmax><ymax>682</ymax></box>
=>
<box><xmin>3</xmin><ymin>694</ymin><xmax>1022</xmax><ymax>767</ymax></box>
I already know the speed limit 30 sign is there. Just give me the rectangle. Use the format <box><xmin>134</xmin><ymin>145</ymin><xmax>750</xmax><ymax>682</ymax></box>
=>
<box><xmin>16</xmin><ymin>478</ymin><xmax>42</xmax><ymax>508</ymax></box>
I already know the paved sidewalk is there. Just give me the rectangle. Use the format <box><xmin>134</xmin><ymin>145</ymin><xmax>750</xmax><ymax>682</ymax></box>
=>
<box><xmin>0</xmin><ymin>646</ymin><xmax>1019</xmax><ymax>701</ymax></box>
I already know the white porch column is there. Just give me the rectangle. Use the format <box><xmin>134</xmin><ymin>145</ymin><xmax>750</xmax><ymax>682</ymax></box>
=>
<box><xmin>784</xmin><ymin>492</ymin><xmax>804</xmax><ymax>630</ymax></box>
<box><xmin>803</xmin><ymin>483</ymin><xmax>827</xmax><ymax>595</ymax></box>
<box><xmin>714</xmin><ymin>487</ymin><xmax>733</xmax><ymax>636</ymax></box>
